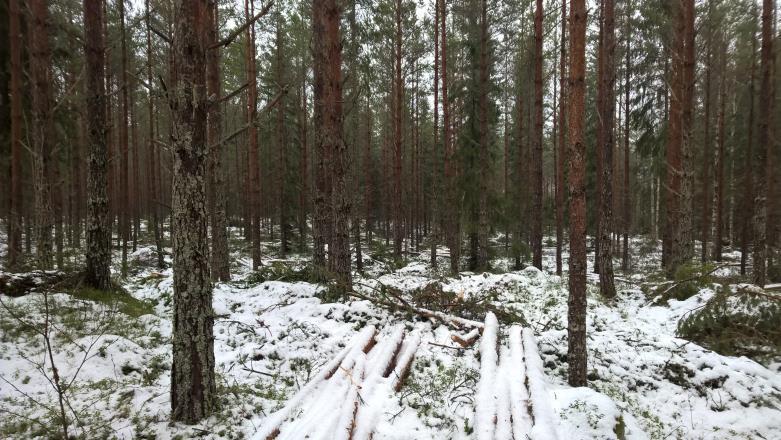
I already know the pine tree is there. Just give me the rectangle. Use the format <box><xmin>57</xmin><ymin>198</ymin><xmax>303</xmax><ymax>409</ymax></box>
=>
<box><xmin>313</xmin><ymin>0</ymin><xmax>351</xmax><ymax>292</ymax></box>
<box><xmin>531</xmin><ymin>0</ymin><xmax>544</xmax><ymax>270</ymax></box>
<box><xmin>753</xmin><ymin>0</ymin><xmax>774</xmax><ymax>287</ymax></box>
<box><xmin>555</xmin><ymin>0</ymin><xmax>567</xmax><ymax>276</ymax></box>
<box><xmin>29</xmin><ymin>0</ymin><xmax>54</xmax><ymax>269</ymax></box>
<box><xmin>83</xmin><ymin>0</ymin><xmax>111</xmax><ymax>290</ymax></box>
<box><xmin>567</xmin><ymin>0</ymin><xmax>588</xmax><ymax>387</ymax></box>
<box><xmin>169</xmin><ymin>0</ymin><xmax>216</xmax><ymax>423</ymax></box>
<box><xmin>206</xmin><ymin>0</ymin><xmax>230</xmax><ymax>281</ymax></box>
<box><xmin>7</xmin><ymin>0</ymin><xmax>23</xmax><ymax>269</ymax></box>
<box><xmin>597</xmin><ymin>0</ymin><xmax>616</xmax><ymax>298</ymax></box>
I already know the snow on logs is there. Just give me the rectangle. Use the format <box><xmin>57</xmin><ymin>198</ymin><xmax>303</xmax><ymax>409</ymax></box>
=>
<box><xmin>474</xmin><ymin>314</ymin><xmax>559</xmax><ymax>440</ymax></box>
<box><xmin>257</xmin><ymin>325</ymin><xmax>420</xmax><ymax>440</ymax></box>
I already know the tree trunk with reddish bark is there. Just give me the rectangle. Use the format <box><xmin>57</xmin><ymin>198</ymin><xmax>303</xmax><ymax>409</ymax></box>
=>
<box><xmin>753</xmin><ymin>0</ymin><xmax>774</xmax><ymax>287</ymax></box>
<box><xmin>531</xmin><ymin>0</ymin><xmax>544</xmax><ymax>270</ymax></box>
<box><xmin>556</xmin><ymin>0</ymin><xmax>567</xmax><ymax>276</ymax></box>
<box><xmin>206</xmin><ymin>0</ymin><xmax>230</xmax><ymax>281</ymax></box>
<box><xmin>29</xmin><ymin>0</ymin><xmax>54</xmax><ymax>269</ymax></box>
<box><xmin>567</xmin><ymin>0</ymin><xmax>588</xmax><ymax>387</ymax></box>
<box><xmin>597</xmin><ymin>0</ymin><xmax>616</xmax><ymax>298</ymax></box>
<box><xmin>313</xmin><ymin>0</ymin><xmax>351</xmax><ymax>292</ymax></box>
<box><xmin>7</xmin><ymin>0</ymin><xmax>23</xmax><ymax>269</ymax></box>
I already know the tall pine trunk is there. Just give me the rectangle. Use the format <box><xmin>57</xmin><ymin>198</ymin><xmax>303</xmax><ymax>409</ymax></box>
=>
<box><xmin>8</xmin><ymin>0</ymin><xmax>23</xmax><ymax>269</ymax></box>
<box><xmin>753</xmin><ymin>0</ymin><xmax>774</xmax><ymax>286</ymax></box>
<box><xmin>313</xmin><ymin>0</ymin><xmax>351</xmax><ymax>291</ymax></box>
<box><xmin>245</xmin><ymin>0</ymin><xmax>262</xmax><ymax>270</ymax></box>
<box><xmin>555</xmin><ymin>0</ymin><xmax>567</xmax><ymax>276</ymax></box>
<box><xmin>119</xmin><ymin>0</ymin><xmax>130</xmax><ymax>277</ymax></box>
<box><xmin>475</xmin><ymin>0</ymin><xmax>490</xmax><ymax>271</ymax></box>
<box><xmin>567</xmin><ymin>0</ymin><xmax>588</xmax><ymax>387</ymax></box>
<box><xmin>531</xmin><ymin>0</ymin><xmax>544</xmax><ymax>270</ymax></box>
<box><xmin>83</xmin><ymin>0</ymin><xmax>111</xmax><ymax>290</ymax></box>
<box><xmin>207</xmin><ymin>0</ymin><xmax>230</xmax><ymax>281</ymax></box>
<box><xmin>714</xmin><ymin>41</ymin><xmax>727</xmax><ymax>262</ymax></box>
<box><xmin>29</xmin><ymin>0</ymin><xmax>54</xmax><ymax>269</ymax></box>
<box><xmin>664</xmin><ymin>0</ymin><xmax>696</xmax><ymax>278</ymax></box>
<box><xmin>597</xmin><ymin>0</ymin><xmax>616</xmax><ymax>298</ymax></box>
<box><xmin>441</xmin><ymin>0</ymin><xmax>458</xmax><ymax>274</ymax></box>
<box><xmin>170</xmin><ymin>0</ymin><xmax>216</xmax><ymax>423</ymax></box>
<box><xmin>621</xmin><ymin>2</ymin><xmax>631</xmax><ymax>272</ymax></box>
<box><xmin>392</xmin><ymin>0</ymin><xmax>404</xmax><ymax>260</ymax></box>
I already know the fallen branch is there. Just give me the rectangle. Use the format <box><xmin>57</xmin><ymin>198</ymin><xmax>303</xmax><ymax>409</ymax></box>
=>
<box><xmin>348</xmin><ymin>286</ymin><xmax>483</xmax><ymax>330</ymax></box>
<box><xmin>0</xmin><ymin>271</ymin><xmax>66</xmax><ymax>297</ymax></box>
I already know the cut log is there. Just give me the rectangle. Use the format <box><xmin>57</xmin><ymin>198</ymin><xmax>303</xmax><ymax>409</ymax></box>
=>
<box><xmin>0</xmin><ymin>271</ymin><xmax>66</xmax><ymax>297</ymax></box>
<box><xmin>451</xmin><ymin>327</ymin><xmax>481</xmax><ymax>347</ymax></box>
<box><xmin>475</xmin><ymin>312</ymin><xmax>499</xmax><ymax>440</ymax></box>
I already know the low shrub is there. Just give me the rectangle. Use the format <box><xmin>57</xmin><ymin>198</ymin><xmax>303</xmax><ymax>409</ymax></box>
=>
<box><xmin>677</xmin><ymin>286</ymin><xmax>781</xmax><ymax>366</ymax></box>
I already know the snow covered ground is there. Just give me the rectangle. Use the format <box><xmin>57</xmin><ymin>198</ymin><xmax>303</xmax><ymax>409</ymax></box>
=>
<box><xmin>1</xmin><ymin>236</ymin><xmax>779</xmax><ymax>439</ymax></box>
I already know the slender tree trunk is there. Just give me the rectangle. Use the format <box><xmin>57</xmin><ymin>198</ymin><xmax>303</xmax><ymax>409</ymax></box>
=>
<box><xmin>431</xmin><ymin>1</ymin><xmax>439</xmax><ymax>270</ymax></box>
<box><xmin>312</xmin><ymin>2</ymin><xmax>330</xmax><ymax>271</ymax></box>
<box><xmin>119</xmin><ymin>0</ymin><xmax>130</xmax><ymax>276</ymax></box>
<box><xmin>84</xmin><ymin>0</ymin><xmax>111</xmax><ymax>290</ymax></box>
<box><xmin>555</xmin><ymin>0</ymin><xmax>567</xmax><ymax>276</ymax></box>
<box><xmin>475</xmin><ymin>0</ymin><xmax>490</xmax><ymax>271</ymax></box>
<box><xmin>567</xmin><ymin>0</ymin><xmax>588</xmax><ymax>388</ymax></box>
<box><xmin>365</xmin><ymin>97</ymin><xmax>373</xmax><ymax>248</ymax></box>
<box><xmin>298</xmin><ymin>78</ymin><xmax>309</xmax><ymax>253</ymax></box>
<box><xmin>29</xmin><ymin>0</ymin><xmax>54</xmax><ymax>269</ymax></box>
<box><xmin>621</xmin><ymin>1</ymin><xmax>631</xmax><ymax>272</ymax></box>
<box><xmin>714</xmin><ymin>42</ymin><xmax>727</xmax><ymax>262</ymax></box>
<box><xmin>8</xmin><ymin>0</ymin><xmax>23</xmax><ymax>269</ymax></box>
<box><xmin>531</xmin><ymin>0</ymin><xmax>544</xmax><ymax>270</ymax></box>
<box><xmin>207</xmin><ymin>0</ymin><xmax>230</xmax><ymax>280</ymax></box>
<box><xmin>245</xmin><ymin>0</ymin><xmax>261</xmax><ymax>270</ymax></box>
<box><xmin>701</xmin><ymin>31</ymin><xmax>712</xmax><ymax>263</ymax></box>
<box><xmin>275</xmin><ymin>15</ymin><xmax>289</xmax><ymax>259</ymax></box>
<box><xmin>392</xmin><ymin>0</ymin><xmax>404</xmax><ymax>260</ymax></box>
<box><xmin>313</xmin><ymin>0</ymin><xmax>351</xmax><ymax>291</ymax></box>
<box><xmin>594</xmin><ymin>6</ymin><xmax>604</xmax><ymax>274</ymax></box>
<box><xmin>441</xmin><ymin>0</ymin><xmax>458</xmax><ymax>274</ymax></box>
<box><xmin>753</xmin><ymin>0</ymin><xmax>774</xmax><ymax>286</ymax></box>
<box><xmin>741</xmin><ymin>32</ymin><xmax>756</xmax><ymax>276</ymax></box>
<box><xmin>664</xmin><ymin>0</ymin><xmax>695</xmax><ymax>278</ymax></box>
<box><xmin>169</xmin><ymin>0</ymin><xmax>216</xmax><ymax>424</ymax></box>
<box><xmin>598</xmin><ymin>0</ymin><xmax>616</xmax><ymax>298</ymax></box>
<box><xmin>145</xmin><ymin>0</ymin><xmax>164</xmax><ymax>269</ymax></box>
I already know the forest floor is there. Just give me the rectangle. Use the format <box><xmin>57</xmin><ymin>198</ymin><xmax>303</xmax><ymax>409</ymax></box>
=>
<box><xmin>0</xmin><ymin>231</ymin><xmax>780</xmax><ymax>439</ymax></box>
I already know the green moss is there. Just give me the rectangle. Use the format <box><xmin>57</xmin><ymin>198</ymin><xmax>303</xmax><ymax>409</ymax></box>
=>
<box><xmin>68</xmin><ymin>287</ymin><xmax>154</xmax><ymax>318</ymax></box>
<box><xmin>613</xmin><ymin>414</ymin><xmax>627</xmax><ymax>439</ymax></box>
<box><xmin>652</xmin><ymin>262</ymin><xmax>716</xmax><ymax>304</ymax></box>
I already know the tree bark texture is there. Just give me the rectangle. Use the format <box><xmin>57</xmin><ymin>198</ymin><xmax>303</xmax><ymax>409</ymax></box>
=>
<box><xmin>169</xmin><ymin>0</ymin><xmax>216</xmax><ymax>423</ymax></box>
<box><xmin>29</xmin><ymin>0</ymin><xmax>54</xmax><ymax>269</ymax></box>
<box><xmin>597</xmin><ymin>0</ymin><xmax>616</xmax><ymax>298</ymax></box>
<box><xmin>84</xmin><ymin>0</ymin><xmax>112</xmax><ymax>290</ymax></box>
<box><xmin>207</xmin><ymin>0</ymin><xmax>230</xmax><ymax>281</ymax></box>
<box><xmin>753</xmin><ymin>0</ymin><xmax>774</xmax><ymax>287</ymax></box>
<box><xmin>567</xmin><ymin>0</ymin><xmax>588</xmax><ymax>387</ymax></box>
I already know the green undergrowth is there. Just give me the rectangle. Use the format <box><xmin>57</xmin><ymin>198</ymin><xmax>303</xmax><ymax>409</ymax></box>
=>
<box><xmin>677</xmin><ymin>287</ymin><xmax>781</xmax><ymax>365</ymax></box>
<box><xmin>239</xmin><ymin>261</ymin><xmax>328</xmax><ymax>287</ymax></box>
<box><xmin>68</xmin><ymin>286</ymin><xmax>154</xmax><ymax>318</ymax></box>
<box><xmin>401</xmin><ymin>358</ymin><xmax>478</xmax><ymax>433</ymax></box>
<box><xmin>364</xmin><ymin>281</ymin><xmax>527</xmax><ymax>325</ymax></box>
<box><xmin>649</xmin><ymin>262</ymin><xmax>716</xmax><ymax>304</ymax></box>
